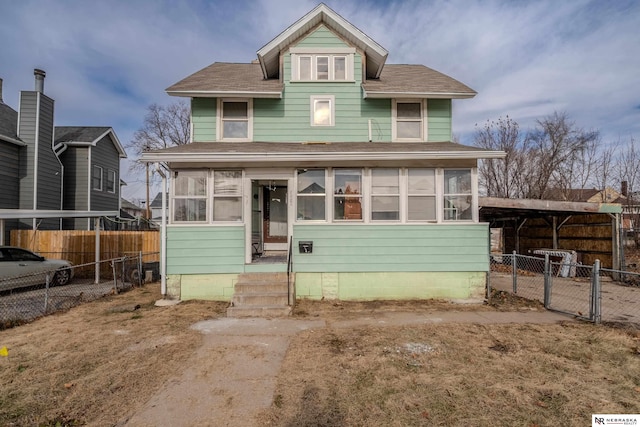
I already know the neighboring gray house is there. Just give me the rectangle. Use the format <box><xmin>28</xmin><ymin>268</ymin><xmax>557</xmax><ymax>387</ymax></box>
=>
<box><xmin>55</xmin><ymin>126</ymin><xmax>126</xmax><ymax>230</ymax></box>
<box><xmin>0</xmin><ymin>69</ymin><xmax>126</xmax><ymax>239</ymax></box>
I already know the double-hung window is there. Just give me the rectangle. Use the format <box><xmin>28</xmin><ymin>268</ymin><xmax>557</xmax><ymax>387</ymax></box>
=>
<box><xmin>106</xmin><ymin>170</ymin><xmax>116</xmax><ymax>193</ymax></box>
<box><xmin>371</xmin><ymin>169</ymin><xmax>399</xmax><ymax>221</ymax></box>
<box><xmin>212</xmin><ymin>171</ymin><xmax>242</xmax><ymax>221</ymax></box>
<box><xmin>92</xmin><ymin>165</ymin><xmax>103</xmax><ymax>191</ymax></box>
<box><xmin>297</xmin><ymin>169</ymin><xmax>326</xmax><ymax>221</ymax></box>
<box><xmin>394</xmin><ymin>100</ymin><xmax>424</xmax><ymax>141</ymax></box>
<box><xmin>220</xmin><ymin>99</ymin><xmax>251</xmax><ymax>141</ymax></box>
<box><xmin>443</xmin><ymin>169</ymin><xmax>472</xmax><ymax>221</ymax></box>
<box><xmin>408</xmin><ymin>168</ymin><xmax>436</xmax><ymax>221</ymax></box>
<box><xmin>173</xmin><ymin>170</ymin><xmax>208</xmax><ymax>222</ymax></box>
<box><xmin>334</xmin><ymin>169</ymin><xmax>362</xmax><ymax>221</ymax></box>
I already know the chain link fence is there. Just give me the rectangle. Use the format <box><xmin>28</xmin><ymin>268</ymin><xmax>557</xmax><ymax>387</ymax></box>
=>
<box><xmin>490</xmin><ymin>252</ymin><xmax>640</xmax><ymax>326</ymax></box>
<box><xmin>0</xmin><ymin>252</ymin><xmax>159</xmax><ymax>328</ymax></box>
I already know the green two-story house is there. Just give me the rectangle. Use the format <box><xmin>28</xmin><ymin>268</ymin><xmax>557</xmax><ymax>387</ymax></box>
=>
<box><xmin>142</xmin><ymin>3</ymin><xmax>504</xmax><ymax>306</ymax></box>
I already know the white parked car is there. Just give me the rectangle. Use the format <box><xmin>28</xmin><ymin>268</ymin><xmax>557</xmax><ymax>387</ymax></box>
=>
<box><xmin>0</xmin><ymin>246</ymin><xmax>74</xmax><ymax>291</ymax></box>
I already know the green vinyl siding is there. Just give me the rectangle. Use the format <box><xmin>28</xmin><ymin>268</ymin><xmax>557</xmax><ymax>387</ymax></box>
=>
<box><xmin>294</xmin><ymin>25</ymin><xmax>349</xmax><ymax>48</ymax></box>
<box><xmin>191</xmin><ymin>98</ymin><xmax>216</xmax><ymax>142</ymax></box>
<box><xmin>427</xmin><ymin>99</ymin><xmax>452</xmax><ymax>142</ymax></box>
<box><xmin>292</xmin><ymin>224</ymin><xmax>489</xmax><ymax>272</ymax></box>
<box><xmin>167</xmin><ymin>226</ymin><xmax>244</xmax><ymax>274</ymax></box>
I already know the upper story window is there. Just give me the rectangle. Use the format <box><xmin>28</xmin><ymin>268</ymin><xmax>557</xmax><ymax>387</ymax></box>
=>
<box><xmin>290</xmin><ymin>47</ymin><xmax>355</xmax><ymax>82</ymax></box>
<box><xmin>106</xmin><ymin>170</ymin><xmax>116</xmax><ymax>193</ymax></box>
<box><xmin>310</xmin><ymin>95</ymin><xmax>335</xmax><ymax>126</ymax></box>
<box><xmin>92</xmin><ymin>165</ymin><xmax>103</xmax><ymax>191</ymax></box>
<box><xmin>218</xmin><ymin>99</ymin><xmax>252</xmax><ymax>141</ymax></box>
<box><xmin>393</xmin><ymin>100</ymin><xmax>425</xmax><ymax>141</ymax></box>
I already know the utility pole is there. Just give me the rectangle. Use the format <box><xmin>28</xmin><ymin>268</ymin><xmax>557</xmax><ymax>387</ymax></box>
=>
<box><xmin>146</xmin><ymin>162</ymin><xmax>150</xmax><ymax>219</ymax></box>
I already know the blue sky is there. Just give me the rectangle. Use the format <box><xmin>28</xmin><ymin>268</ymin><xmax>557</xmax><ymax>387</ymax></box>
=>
<box><xmin>1</xmin><ymin>0</ymin><xmax>639</xmax><ymax>202</ymax></box>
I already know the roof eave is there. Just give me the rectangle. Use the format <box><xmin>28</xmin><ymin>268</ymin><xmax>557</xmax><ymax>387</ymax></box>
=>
<box><xmin>141</xmin><ymin>150</ymin><xmax>506</xmax><ymax>163</ymax></box>
<box><xmin>0</xmin><ymin>135</ymin><xmax>26</xmax><ymax>146</ymax></box>
<box><xmin>166</xmin><ymin>90</ymin><xmax>283</xmax><ymax>99</ymax></box>
<box><xmin>363</xmin><ymin>89</ymin><xmax>477</xmax><ymax>99</ymax></box>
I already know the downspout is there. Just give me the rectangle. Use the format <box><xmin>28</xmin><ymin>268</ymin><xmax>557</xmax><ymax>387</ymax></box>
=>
<box><xmin>155</xmin><ymin>163</ymin><xmax>167</xmax><ymax>297</ymax></box>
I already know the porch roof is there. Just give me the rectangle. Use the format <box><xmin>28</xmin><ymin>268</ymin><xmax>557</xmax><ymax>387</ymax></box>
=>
<box><xmin>141</xmin><ymin>141</ymin><xmax>505</xmax><ymax>164</ymax></box>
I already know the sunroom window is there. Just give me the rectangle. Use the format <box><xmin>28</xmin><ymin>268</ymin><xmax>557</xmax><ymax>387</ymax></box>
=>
<box><xmin>371</xmin><ymin>169</ymin><xmax>399</xmax><ymax>221</ymax></box>
<box><xmin>443</xmin><ymin>169</ymin><xmax>472</xmax><ymax>221</ymax></box>
<box><xmin>173</xmin><ymin>170</ymin><xmax>207</xmax><ymax>222</ymax></box>
<box><xmin>408</xmin><ymin>168</ymin><xmax>436</xmax><ymax>221</ymax></box>
<box><xmin>297</xmin><ymin>169</ymin><xmax>326</xmax><ymax>221</ymax></box>
<box><xmin>213</xmin><ymin>171</ymin><xmax>243</xmax><ymax>221</ymax></box>
<box><xmin>220</xmin><ymin>100</ymin><xmax>251</xmax><ymax>140</ymax></box>
<box><xmin>334</xmin><ymin>169</ymin><xmax>362</xmax><ymax>220</ymax></box>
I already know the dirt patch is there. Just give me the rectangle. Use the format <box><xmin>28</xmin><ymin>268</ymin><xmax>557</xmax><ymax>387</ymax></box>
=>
<box><xmin>0</xmin><ymin>284</ymin><xmax>227</xmax><ymax>426</ymax></box>
<box><xmin>257</xmin><ymin>322</ymin><xmax>640</xmax><ymax>426</ymax></box>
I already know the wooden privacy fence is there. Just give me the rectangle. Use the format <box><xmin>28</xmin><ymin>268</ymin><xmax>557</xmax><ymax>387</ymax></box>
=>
<box><xmin>10</xmin><ymin>230</ymin><xmax>160</xmax><ymax>266</ymax></box>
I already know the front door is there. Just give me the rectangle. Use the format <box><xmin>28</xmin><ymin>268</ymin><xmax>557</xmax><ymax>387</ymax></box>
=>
<box><xmin>263</xmin><ymin>184</ymin><xmax>288</xmax><ymax>250</ymax></box>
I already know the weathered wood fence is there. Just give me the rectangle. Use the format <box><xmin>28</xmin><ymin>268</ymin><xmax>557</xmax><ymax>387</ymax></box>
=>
<box><xmin>10</xmin><ymin>230</ymin><xmax>160</xmax><ymax>266</ymax></box>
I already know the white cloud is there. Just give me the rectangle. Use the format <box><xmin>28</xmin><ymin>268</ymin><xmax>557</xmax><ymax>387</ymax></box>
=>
<box><xmin>1</xmin><ymin>0</ymin><xmax>639</xmax><ymax>200</ymax></box>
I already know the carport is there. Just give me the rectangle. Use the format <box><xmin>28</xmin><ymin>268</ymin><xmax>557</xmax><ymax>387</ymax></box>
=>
<box><xmin>479</xmin><ymin>197</ymin><xmax>623</xmax><ymax>269</ymax></box>
<box><xmin>0</xmin><ymin>209</ymin><xmax>118</xmax><ymax>282</ymax></box>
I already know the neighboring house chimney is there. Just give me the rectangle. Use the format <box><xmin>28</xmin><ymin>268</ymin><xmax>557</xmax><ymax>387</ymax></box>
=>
<box><xmin>34</xmin><ymin>68</ymin><xmax>46</xmax><ymax>92</ymax></box>
<box><xmin>621</xmin><ymin>181</ymin><xmax>628</xmax><ymax>197</ymax></box>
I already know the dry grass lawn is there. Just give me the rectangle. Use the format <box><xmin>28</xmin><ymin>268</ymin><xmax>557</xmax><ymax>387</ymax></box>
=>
<box><xmin>0</xmin><ymin>284</ymin><xmax>639</xmax><ymax>426</ymax></box>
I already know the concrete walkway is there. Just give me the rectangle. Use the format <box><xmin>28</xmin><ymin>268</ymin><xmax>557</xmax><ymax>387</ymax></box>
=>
<box><xmin>124</xmin><ymin>310</ymin><xmax>573</xmax><ymax>427</ymax></box>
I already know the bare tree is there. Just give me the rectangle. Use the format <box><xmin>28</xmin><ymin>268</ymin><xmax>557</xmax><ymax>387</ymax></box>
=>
<box><xmin>616</xmin><ymin>137</ymin><xmax>640</xmax><ymax>247</ymax></box>
<box><xmin>475</xmin><ymin>116</ymin><xmax>526</xmax><ymax>198</ymax></box>
<box><xmin>128</xmin><ymin>100</ymin><xmax>191</xmax><ymax>168</ymax></box>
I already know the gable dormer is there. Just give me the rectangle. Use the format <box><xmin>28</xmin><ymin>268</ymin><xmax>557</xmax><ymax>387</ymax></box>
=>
<box><xmin>256</xmin><ymin>3</ymin><xmax>388</xmax><ymax>80</ymax></box>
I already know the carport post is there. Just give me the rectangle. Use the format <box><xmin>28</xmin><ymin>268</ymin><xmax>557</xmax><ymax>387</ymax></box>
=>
<box><xmin>543</xmin><ymin>253</ymin><xmax>551</xmax><ymax>309</ymax></box>
<box><xmin>511</xmin><ymin>250</ymin><xmax>517</xmax><ymax>293</ymax></box>
<box><xmin>95</xmin><ymin>217</ymin><xmax>101</xmax><ymax>284</ymax></box>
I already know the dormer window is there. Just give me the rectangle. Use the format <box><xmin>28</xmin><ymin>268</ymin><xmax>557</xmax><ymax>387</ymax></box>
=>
<box><xmin>290</xmin><ymin>48</ymin><xmax>355</xmax><ymax>82</ymax></box>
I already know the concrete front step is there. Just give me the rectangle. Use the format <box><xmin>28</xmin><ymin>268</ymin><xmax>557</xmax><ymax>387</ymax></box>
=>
<box><xmin>234</xmin><ymin>283</ymin><xmax>289</xmax><ymax>294</ymax></box>
<box><xmin>232</xmin><ymin>293</ymin><xmax>289</xmax><ymax>306</ymax></box>
<box><xmin>227</xmin><ymin>272</ymin><xmax>293</xmax><ymax>318</ymax></box>
<box><xmin>226</xmin><ymin>305</ymin><xmax>292</xmax><ymax>318</ymax></box>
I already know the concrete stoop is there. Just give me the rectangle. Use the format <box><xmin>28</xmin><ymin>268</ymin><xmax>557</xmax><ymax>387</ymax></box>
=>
<box><xmin>227</xmin><ymin>272</ymin><xmax>293</xmax><ymax>318</ymax></box>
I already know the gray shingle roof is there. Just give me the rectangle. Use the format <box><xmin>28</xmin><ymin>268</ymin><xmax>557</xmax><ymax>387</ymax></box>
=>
<box><xmin>166</xmin><ymin>62</ymin><xmax>474</xmax><ymax>98</ymax></box>
<box><xmin>166</xmin><ymin>63</ymin><xmax>283</xmax><ymax>95</ymax></box>
<box><xmin>54</xmin><ymin>126</ymin><xmax>111</xmax><ymax>143</ymax></box>
<box><xmin>362</xmin><ymin>64</ymin><xmax>476</xmax><ymax>96</ymax></box>
<box><xmin>0</xmin><ymin>102</ymin><xmax>21</xmax><ymax>143</ymax></box>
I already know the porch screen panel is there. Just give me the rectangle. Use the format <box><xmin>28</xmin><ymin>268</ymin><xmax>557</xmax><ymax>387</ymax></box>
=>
<box><xmin>408</xmin><ymin>168</ymin><xmax>436</xmax><ymax>221</ymax></box>
<box><xmin>297</xmin><ymin>169</ymin><xmax>326</xmax><ymax>221</ymax></box>
<box><xmin>173</xmin><ymin>170</ymin><xmax>207</xmax><ymax>222</ymax></box>
<box><xmin>444</xmin><ymin>169</ymin><xmax>472</xmax><ymax>221</ymax></box>
<box><xmin>334</xmin><ymin>169</ymin><xmax>362</xmax><ymax>220</ymax></box>
<box><xmin>371</xmin><ymin>168</ymin><xmax>399</xmax><ymax>220</ymax></box>
<box><xmin>213</xmin><ymin>171</ymin><xmax>242</xmax><ymax>221</ymax></box>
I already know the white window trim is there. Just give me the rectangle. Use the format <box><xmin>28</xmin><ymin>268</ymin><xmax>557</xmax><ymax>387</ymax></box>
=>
<box><xmin>217</xmin><ymin>98</ymin><xmax>253</xmax><ymax>142</ymax></box>
<box><xmin>92</xmin><ymin>165</ymin><xmax>103</xmax><ymax>191</ymax></box>
<box><xmin>291</xmin><ymin>52</ymin><xmax>355</xmax><ymax>82</ymax></box>
<box><xmin>392</xmin><ymin>99</ymin><xmax>427</xmax><ymax>142</ymax></box>
<box><xmin>171</xmin><ymin>170</ymin><xmax>209</xmax><ymax>224</ymax></box>
<box><xmin>310</xmin><ymin>95</ymin><xmax>335</xmax><ymax>127</ymax></box>
<box><xmin>442</xmin><ymin>168</ymin><xmax>475</xmax><ymax>222</ymax></box>
<box><xmin>211</xmin><ymin>170</ymin><xmax>244</xmax><ymax>223</ymax></box>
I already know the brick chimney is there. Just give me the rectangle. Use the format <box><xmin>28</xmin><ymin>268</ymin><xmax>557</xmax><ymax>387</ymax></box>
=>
<box><xmin>621</xmin><ymin>181</ymin><xmax>628</xmax><ymax>197</ymax></box>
